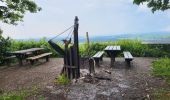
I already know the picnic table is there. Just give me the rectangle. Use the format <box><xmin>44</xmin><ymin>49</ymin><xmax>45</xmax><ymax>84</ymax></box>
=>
<box><xmin>104</xmin><ymin>46</ymin><xmax>121</xmax><ymax>67</ymax></box>
<box><xmin>10</xmin><ymin>48</ymin><xmax>44</xmax><ymax>66</ymax></box>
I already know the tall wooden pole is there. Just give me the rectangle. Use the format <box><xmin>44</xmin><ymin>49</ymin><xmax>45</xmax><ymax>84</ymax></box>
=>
<box><xmin>86</xmin><ymin>32</ymin><xmax>90</xmax><ymax>48</ymax></box>
<box><xmin>73</xmin><ymin>16</ymin><xmax>80</xmax><ymax>78</ymax></box>
<box><xmin>86</xmin><ymin>32</ymin><xmax>90</xmax><ymax>56</ymax></box>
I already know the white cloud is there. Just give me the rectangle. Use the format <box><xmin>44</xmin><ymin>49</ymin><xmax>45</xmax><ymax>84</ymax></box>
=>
<box><xmin>163</xmin><ymin>26</ymin><xmax>170</xmax><ymax>32</ymax></box>
<box><xmin>1</xmin><ymin>0</ymin><xmax>169</xmax><ymax>39</ymax></box>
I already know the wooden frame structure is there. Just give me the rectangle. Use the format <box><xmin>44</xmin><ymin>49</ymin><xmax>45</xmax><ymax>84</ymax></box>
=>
<box><xmin>48</xmin><ymin>16</ymin><xmax>80</xmax><ymax>79</ymax></box>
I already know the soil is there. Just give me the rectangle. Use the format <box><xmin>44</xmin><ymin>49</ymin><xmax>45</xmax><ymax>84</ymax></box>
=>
<box><xmin>0</xmin><ymin>58</ymin><xmax>63</xmax><ymax>92</ymax></box>
<box><xmin>0</xmin><ymin>57</ymin><xmax>169</xmax><ymax>100</ymax></box>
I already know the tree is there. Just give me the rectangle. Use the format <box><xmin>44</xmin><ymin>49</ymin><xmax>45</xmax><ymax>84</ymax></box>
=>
<box><xmin>133</xmin><ymin>0</ymin><xmax>170</xmax><ymax>12</ymax></box>
<box><xmin>0</xmin><ymin>29</ymin><xmax>11</xmax><ymax>64</ymax></box>
<box><xmin>0</xmin><ymin>0</ymin><xmax>40</xmax><ymax>64</ymax></box>
<box><xmin>0</xmin><ymin>0</ymin><xmax>41</xmax><ymax>25</ymax></box>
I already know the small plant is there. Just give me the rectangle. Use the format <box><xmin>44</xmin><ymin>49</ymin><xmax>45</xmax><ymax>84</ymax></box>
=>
<box><xmin>55</xmin><ymin>74</ymin><xmax>70</xmax><ymax>85</ymax></box>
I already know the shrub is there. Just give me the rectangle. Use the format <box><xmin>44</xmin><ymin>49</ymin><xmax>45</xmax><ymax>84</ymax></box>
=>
<box><xmin>1</xmin><ymin>39</ymin><xmax>169</xmax><ymax>60</ymax></box>
<box><xmin>0</xmin><ymin>31</ymin><xmax>12</xmax><ymax>64</ymax></box>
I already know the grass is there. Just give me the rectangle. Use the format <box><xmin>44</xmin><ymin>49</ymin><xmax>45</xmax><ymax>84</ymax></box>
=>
<box><xmin>0</xmin><ymin>87</ymin><xmax>44</xmax><ymax>100</ymax></box>
<box><xmin>152</xmin><ymin>88</ymin><xmax>170</xmax><ymax>100</ymax></box>
<box><xmin>152</xmin><ymin>57</ymin><xmax>170</xmax><ymax>77</ymax></box>
<box><xmin>55</xmin><ymin>74</ymin><xmax>70</xmax><ymax>85</ymax></box>
<box><xmin>152</xmin><ymin>58</ymin><xmax>170</xmax><ymax>99</ymax></box>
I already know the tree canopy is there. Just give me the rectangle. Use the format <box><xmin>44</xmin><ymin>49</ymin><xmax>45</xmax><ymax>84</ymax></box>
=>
<box><xmin>134</xmin><ymin>0</ymin><xmax>170</xmax><ymax>12</ymax></box>
<box><xmin>0</xmin><ymin>0</ymin><xmax>41</xmax><ymax>25</ymax></box>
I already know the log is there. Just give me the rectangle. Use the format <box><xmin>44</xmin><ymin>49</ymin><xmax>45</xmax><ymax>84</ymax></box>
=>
<box><xmin>94</xmin><ymin>76</ymin><xmax>111</xmax><ymax>81</ymax></box>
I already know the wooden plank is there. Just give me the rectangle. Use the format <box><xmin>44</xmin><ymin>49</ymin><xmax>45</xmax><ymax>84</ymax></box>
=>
<box><xmin>93</xmin><ymin>51</ymin><xmax>104</xmax><ymax>58</ymax></box>
<box><xmin>113</xmin><ymin>46</ymin><xmax>117</xmax><ymax>50</ymax></box>
<box><xmin>93</xmin><ymin>52</ymin><xmax>99</xmax><ymax>58</ymax></box>
<box><xmin>123</xmin><ymin>51</ymin><xmax>133</xmax><ymax>59</ymax></box>
<box><xmin>27</xmin><ymin>53</ymin><xmax>52</xmax><ymax>60</ymax></box>
<box><xmin>107</xmin><ymin>46</ymin><xmax>111</xmax><ymax>50</ymax></box>
<box><xmin>117</xmin><ymin>46</ymin><xmax>121</xmax><ymax>50</ymax></box>
<box><xmin>5</xmin><ymin>56</ymin><xmax>16</xmax><ymax>59</ymax></box>
<box><xmin>98</xmin><ymin>51</ymin><xmax>104</xmax><ymax>57</ymax></box>
<box><xmin>124</xmin><ymin>52</ymin><xmax>129</xmax><ymax>58</ymax></box>
<box><xmin>12</xmin><ymin>48</ymin><xmax>44</xmax><ymax>54</ymax></box>
<box><xmin>104</xmin><ymin>46</ymin><xmax>109</xmax><ymax>50</ymax></box>
<box><xmin>127</xmin><ymin>52</ymin><xmax>133</xmax><ymax>59</ymax></box>
<box><xmin>105</xmin><ymin>46</ymin><xmax>121</xmax><ymax>51</ymax></box>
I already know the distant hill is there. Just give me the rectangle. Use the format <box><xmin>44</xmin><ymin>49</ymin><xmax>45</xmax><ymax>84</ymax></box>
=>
<box><xmin>15</xmin><ymin>32</ymin><xmax>170</xmax><ymax>44</ymax></box>
<box><xmin>85</xmin><ymin>32</ymin><xmax>170</xmax><ymax>43</ymax></box>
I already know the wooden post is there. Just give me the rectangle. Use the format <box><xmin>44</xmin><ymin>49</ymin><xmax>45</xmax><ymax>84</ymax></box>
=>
<box><xmin>86</xmin><ymin>32</ymin><xmax>90</xmax><ymax>56</ymax></box>
<box><xmin>89</xmin><ymin>58</ymin><xmax>95</xmax><ymax>74</ymax></box>
<box><xmin>73</xmin><ymin>16</ymin><xmax>80</xmax><ymax>78</ymax></box>
<box><xmin>86</xmin><ymin>32</ymin><xmax>90</xmax><ymax>48</ymax></box>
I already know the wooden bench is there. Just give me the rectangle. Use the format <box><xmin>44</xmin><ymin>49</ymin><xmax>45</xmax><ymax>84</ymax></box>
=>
<box><xmin>93</xmin><ymin>51</ymin><xmax>104</xmax><ymax>66</ymax></box>
<box><xmin>26</xmin><ymin>52</ymin><xmax>52</xmax><ymax>65</ymax></box>
<box><xmin>123</xmin><ymin>51</ymin><xmax>133</xmax><ymax>66</ymax></box>
<box><xmin>4</xmin><ymin>55</ymin><xmax>16</xmax><ymax>66</ymax></box>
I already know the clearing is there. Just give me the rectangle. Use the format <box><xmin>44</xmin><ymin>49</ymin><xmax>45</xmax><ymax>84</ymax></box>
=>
<box><xmin>0</xmin><ymin>57</ymin><xmax>170</xmax><ymax>100</ymax></box>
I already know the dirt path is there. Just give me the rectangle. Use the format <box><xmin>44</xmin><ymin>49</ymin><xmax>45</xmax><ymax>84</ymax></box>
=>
<box><xmin>0</xmin><ymin>58</ymin><xmax>63</xmax><ymax>92</ymax></box>
<box><xmin>41</xmin><ymin>57</ymin><xmax>169</xmax><ymax>100</ymax></box>
<box><xmin>0</xmin><ymin>57</ymin><xmax>169</xmax><ymax>100</ymax></box>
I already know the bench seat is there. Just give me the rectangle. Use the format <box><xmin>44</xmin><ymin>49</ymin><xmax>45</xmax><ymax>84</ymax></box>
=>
<box><xmin>27</xmin><ymin>52</ymin><xmax>52</xmax><ymax>65</ymax></box>
<box><xmin>4</xmin><ymin>55</ymin><xmax>16</xmax><ymax>66</ymax></box>
<box><xmin>93</xmin><ymin>51</ymin><xmax>104</xmax><ymax>66</ymax></box>
<box><xmin>4</xmin><ymin>55</ymin><xmax>16</xmax><ymax>60</ymax></box>
<box><xmin>123</xmin><ymin>51</ymin><xmax>133</xmax><ymax>66</ymax></box>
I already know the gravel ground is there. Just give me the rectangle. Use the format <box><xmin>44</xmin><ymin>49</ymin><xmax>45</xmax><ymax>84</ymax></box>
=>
<box><xmin>0</xmin><ymin>58</ymin><xmax>63</xmax><ymax>92</ymax></box>
<box><xmin>0</xmin><ymin>57</ymin><xmax>169</xmax><ymax>100</ymax></box>
<box><xmin>42</xmin><ymin>57</ymin><xmax>169</xmax><ymax>100</ymax></box>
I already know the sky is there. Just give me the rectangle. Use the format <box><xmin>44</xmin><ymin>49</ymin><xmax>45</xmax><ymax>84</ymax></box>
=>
<box><xmin>1</xmin><ymin>0</ymin><xmax>170</xmax><ymax>39</ymax></box>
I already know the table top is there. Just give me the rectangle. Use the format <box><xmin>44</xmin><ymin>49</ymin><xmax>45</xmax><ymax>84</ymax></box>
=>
<box><xmin>11</xmin><ymin>48</ymin><xmax>44</xmax><ymax>54</ymax></box>
<box><xmin>104</xmin><ymin>46</ymin><xmax>121</xmax><ymax>51</ymax></box>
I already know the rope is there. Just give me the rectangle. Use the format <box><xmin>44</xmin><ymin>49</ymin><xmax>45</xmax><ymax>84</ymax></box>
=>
<box><xmin>49</xmin><ymin>25</ymin><xmax>74</xmax><ymax>41</ymax></box>
<box><xmin>65</xmin><ymin>26</ymin><xmax>74</xmax><ymax>40</ymax></box>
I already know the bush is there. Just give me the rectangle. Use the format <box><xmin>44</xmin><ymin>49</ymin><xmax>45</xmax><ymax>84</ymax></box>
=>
<box><xmin>0</xmin><ymin>31</ymin><xmax>12</xmax><ymax>64</ymax></box>
<box><xmin>79</xmin><ymin>39</ymin><xmax>170</xmax><ymax>57</ymax></box>
<box><xmin>11</xmin><ymin>38</ymin><xmax>64</xmax><ymax>57</ymax></box>
<box><xmin>1</xmin><ymin>39</ymin><xmax>169</xmax><ymax>60</ymax></box>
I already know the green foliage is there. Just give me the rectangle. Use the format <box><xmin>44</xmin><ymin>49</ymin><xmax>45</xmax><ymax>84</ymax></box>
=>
<box><xmin>0</xmin><ymin>87</ymin><xmax>39</xmax><ymax>100</ymax></box>
<box><xmin>55</xmin><ymin>74</ymin><xmax>70</xmax><ymax>85</ymax></box>
<box><xmin>0</xmin><ymin>30</ymin><xmax>12</xmax><ymax>64</ymax></box>
<box><xmin>11</xmin><ymin>38</ymin><xmax>63</xmax><ymax>57</ymax></box>
<box><xmin>0</xmin><ymin>92</ymin><xmax>27</xmax><ymax>100</ymax></box>
<box><xmin>133</xmin><ymin>0</ymin><xmax>170</xmax><ymax>12</ymax></box>
<box><xmin>79</xmin><ymin>39</ymin><xmax>169</xmax><ymax>57</ymax></box>
<box><xmin>0</xmin><ymin>0</ymin><xmax>41</xmax><ymax>25</ymax></box>
<box><xmin>152</xmin><ymin>57</ymin><xmax>170</xmax><ymax>76</ymax></box>
<box><xmin>152</xmin><ymin>57</ymin><xmax>170</xmax><ymax>86</ymax></box>
<box><xmin>152</xmin><ymin>88</ymin><xmax>170</xmax><ymax>100</ymax></box>
<box><xmin>6</xmin><ymin>39</ymin><xmax>170</xmax><ymax>59</ymax></box>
